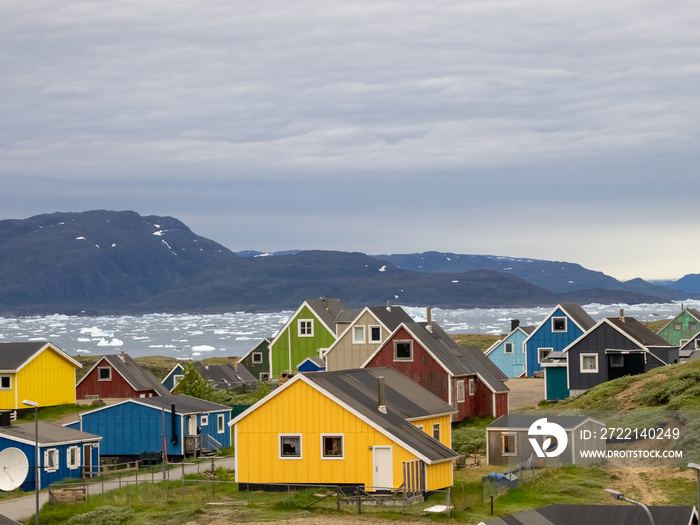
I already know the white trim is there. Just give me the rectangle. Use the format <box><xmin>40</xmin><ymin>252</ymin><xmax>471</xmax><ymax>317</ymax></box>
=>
<box><xmin>369</xmin><ymin>325</ymin><xmax>382</xmax><ymax>343</ymax></box>
<box><xmin>551</xmin><ymin>316</ymin><xmax>568</xmax><ymax>333</ymax></box>
<box><xmin>504</xmin><ymin>342</ymin><xmax>514</xmax><ymax>354</ymax></box>
<box><xmin>279</xmin><ymin>434</ymin><xmax>303</xmax><ymax>459</ymax></box>
<box><xmin>200</xmin><ymin>415</ymin><xmax>209</xmax><ymax>426</ymax></box>
<box><xmin>501</xmin><ymin>432</ymin><xmax>517</xmax><ymax>456</ymax></box>
<box><xmin>372</xmin><ymin>446</ymin><xmax>393</xmax><ymax>489</ymax></box>
<box><xmin>468</xmin><ymin>378</ymin><xmax>475</xmax><ymax>396</ymax></box>
<box><xmin>67</xmin><ymin>445</ymin><xmax>81</xmax><ymax>470</ymax></box>
<box><xmin>580</xmin><ymin>353</ymin><xmax>598</xmax><ymax>373</ymax></box>
<box><xmin>0</xmin><ymin>375</ymin><xmax>11</xmax><ymax>390</ymax></box>
<box><xmin>456</xmin><ymin>380</ymin><xmax>465</xmax><ymax>403</ymax></box>
<box><xmin>217</xmin><ymin>413</ymin><xmax>225</xmax><ymax>434</ymax></box>
<box><xmin>324</xmin><ymin>307</ymin><xmax>391</xmax><ymax>359</ymax></box>
<box><xmin>251</xmin><ymin>352</ymin><xmax>263</xmax><ymax>364</ymax></box>
<box><xmin>538</xmin><ymin>348</ymin><xmax>553</xmax><ymax>363</ymax></box>
<box><xmin>160</xmin><ymin>363</ymin><xmax>185</xmax><ymax>387</ymax></box>
<box><xmin>320</xmin><ymin>433</ymin><xmax>344</xmax><ymax>459</ymax></box>
<box><xmin>393</xmin><ymin>340</ymin><xmax>413</xmax><ymax>362</ymax></box>
<box><xmin>15</xmin><ymin>342</ymin><xmax>82</xmax><ymax>374</ymax></box>
<box><xmin>238</xmin><ymin>338</ymin><xmax>270</xmax><ymax>362</ymax></box>
<box><xmin>298</xmin><ymin>319</ymin><xmax>314</xmax><ymax>337</ymax></box>
<box><xmin>352</xmin><ymin>325</ymin><xmax>366</xmax><ymax>344</ymax></box>
<box><xmin>44</xmin><ymin>448</ymin><xmax>59</xmax><ymax>472</ymax></box>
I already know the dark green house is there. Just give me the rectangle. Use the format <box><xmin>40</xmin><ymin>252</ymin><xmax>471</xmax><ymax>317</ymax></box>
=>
<box><xmin>657</xmin><ymin>307</ymin><xmax>700</xmax><ymax>346</ymax></box>
<box><xmin>239</xmin><ymin>338</ymin><xmax>271</xmax><ymax>382</ymax></box>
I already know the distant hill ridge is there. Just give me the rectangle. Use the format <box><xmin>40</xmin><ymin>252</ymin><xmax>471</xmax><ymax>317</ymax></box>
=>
<box><xmin>0</xmin><ymin>210</ymin><xmax>695</xmax><ymax>316</ymax></box>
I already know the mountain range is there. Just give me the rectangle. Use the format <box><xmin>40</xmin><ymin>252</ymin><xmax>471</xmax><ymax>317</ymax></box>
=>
<box><xmin>0</xmin><ymin>210</ymin><xmax>696</xmax><ymax>316</ymax></box>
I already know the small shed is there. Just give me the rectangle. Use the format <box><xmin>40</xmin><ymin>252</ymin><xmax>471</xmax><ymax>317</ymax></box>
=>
<box><xmin>297</xmin><ymin>356</ymin><xmax>326</xmax><ymax>372</ymax></box>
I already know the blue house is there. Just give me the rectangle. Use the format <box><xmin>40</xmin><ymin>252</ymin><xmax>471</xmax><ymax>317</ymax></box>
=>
<box><xmin>67</xmin><ymin>394</ymin><xmax>231</xmax><ymax>460</ymax></box>
<box><xmin>0</xmin><ymin>420</ymin><xmax>100</xmax><ymax>491</ymax></box>
<box><xmin>297</xmin><ymin>356</ymin><xmax>326</xmax><ymax>372</ymax></box>
<box><xmin>484</xmin><ymin>321</ymin><xmax>534</xmax><ymax>378</ymax></box>
<box><xmin>523</xmin><ymin>305</ymin><xmax>596</xmax><ymax>377</ymax></box>
<box><xmin>161</xmin><ymin>363</ymin><xmax>186</xmax><ymax>392</ymax></box>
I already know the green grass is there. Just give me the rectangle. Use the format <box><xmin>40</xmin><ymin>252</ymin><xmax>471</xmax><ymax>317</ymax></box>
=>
<box><xmin>14</xmin><ymin>402</ymin><xmax>102</xmax><ymax>424</ymax></box>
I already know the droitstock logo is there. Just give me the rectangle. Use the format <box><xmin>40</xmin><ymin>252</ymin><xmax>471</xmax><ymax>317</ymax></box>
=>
<box><xmin>528</xmin><ymin>418</ymin><xmax>568</xmax><ymax>458</ymax></box>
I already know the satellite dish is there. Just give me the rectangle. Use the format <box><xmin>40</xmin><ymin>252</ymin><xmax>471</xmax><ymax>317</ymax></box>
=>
<box><xmin>0</xmin><ymin>447</ymin><xmax>29</xmax><ymax>491</ymax></box>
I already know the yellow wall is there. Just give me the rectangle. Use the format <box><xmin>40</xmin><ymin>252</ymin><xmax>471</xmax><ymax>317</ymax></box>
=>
<box><xmin>410</xmin><ymin>415</ymin><xmax>452</xmax><ymax>449</ymax></box>
<box><xmin>2</xmin><ymin>347</ymin><xmax>77</xmax><ymax>409</ymax></box>
<box><xmin>235</xmin><ymin>379</ymin><xmax>453</xmax><ymax>490</ymax></box>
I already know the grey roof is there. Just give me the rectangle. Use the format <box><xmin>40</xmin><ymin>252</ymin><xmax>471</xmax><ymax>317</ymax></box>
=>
<box><xmin>300</xmin><ymin>356</ymin><xmax>326</xmax><ymax>367</ymax></box>
<box><xmin>0</xmin><ymin>422</ymin><xmax>101</xmax><ymax>445</ymax></box>
<box><xmin>606</xmin><ymin>317</ymin><xmax>673</xmax><ymax>348</ymax></box>
<box><xmin>520</xmin><ymin>326</ymin><xmax>536</xmax><ymax>335</ymax></box>
<box><xmin>680</xmin><ymin>331</ymin><xmax>700</xmax><ymax>351</ymax></box>
<box><xmin>240</xmin><ymin>338</ymin><xmax>270</xmax><ymax>361</ymax></box>
<box><xmin>0</xmin><ymin>515</ymin><xmax>21</xmax><ymax>525</ymax></box>
<box><xmin>367</xmin><ymin>305</ymin><xmax>415</xmax><ymax>331</ymax></box>
<box><xmin>488</xmin><ymin>415</ymin><xmax>603</xmax><ymax>431</ymax></box>
<box><xmin>193</xmin><ymin>362</ymin><xmax>257</xmax><ymax>388</ymax></box>
<box><xmin>483</xmin><ymin>504</ymin><xmax>697</xmax><ymax>525</ymax></box>
<box><xmin>560</xmin><ymin>304</ymin><xmax>597</xmax><ymax>331</ymax></box>
<box><xmin>100</xmin><ymin>353</ymin><xmax>171</xmax><ymax>395</ymax></box>
<box><xmin>335</xmin><ymin>308</ymin><xmax>363</xmax><ymax>324</ymax></box>
<box><xmin>305</xmin><ymin>297</ymin><xmax>348</xmax><ymax>328</ymax></box>
<box><xmin>303</xmin><ymin>367</ymin><xmax>459</xmax><ymax>464</ymax></box>
<box><xmin>0</xmin><ymin>341</ymin><xmax>78</xmax><ymax>371</ymax></box>
<box><xmin>134</xmin><ymin>394</ymin><xmax>231</xmax><ymax>414</ymax></box>
<box><xmin>687</xmin><ymin>308</ymin><xmax>700</xmax><ymax>322</ymax></box>
<box><xmin>402</xmin><ymin>322</ymin><xmax>509</xmax><ymax>393</ymax></box>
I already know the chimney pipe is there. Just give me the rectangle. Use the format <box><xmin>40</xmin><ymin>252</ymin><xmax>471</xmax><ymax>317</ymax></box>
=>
<box><xmin>619</xmin><ymin>308</ymin><xmax>625</xmax><ymax>322</ymax></box>
<box><xmin>386</xmin><ymin>300</ymin><xmax>392</xmax><ymax>312</ymax></box>
<box><xmin>426</xmin><ymin>307</ymin><xmax>433</xmax><ymax>333</ymax></box>
<box><xmin>511</xmin><ymin>319</ymin><xmax>520</xmax><ymax>331</ymax></box>
<box><xmin>378</xmin><ymin>376</ymin><xmax>387</xmax><ymax>414</ymax></box>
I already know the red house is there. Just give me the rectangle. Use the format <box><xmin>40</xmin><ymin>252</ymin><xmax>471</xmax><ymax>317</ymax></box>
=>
<box><xmin>77</xmin><ymin>352</ymin><xmax>170</xmax><ymax>400</ymax></box>
<box><xmin>361</xmin><ymin>319</ymin><xmax>509</xmax><ymax>421</ymax></box>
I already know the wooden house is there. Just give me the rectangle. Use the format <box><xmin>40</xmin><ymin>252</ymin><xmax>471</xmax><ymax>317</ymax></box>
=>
<box><xmin>482</xmin><ymin>504</ymin><xmax>698</xmax><ymax>525</ymax></box>
<box><xmin>297</xmin><ymin>356</ymin><xmax>326</xmax><ymax>372</ymax></box>
<box><xmin>268</xmin><ymin>297</ymin><xmax>347</xmax><ymax>378</ymax></box>
<box><xmin>657</xmin><ymin>307</ymin><xmax>700</xmax><ymax>347</ymax></box>
<box><xmin>0</xmin><ymin>416</ymin><xmax>100</xmax><ymax>491</ymax></box>
<box><xmin>161</xmin><ymin>362</ymin><xmax>186</xmax><ymax>392</ymax></box>
<box><xmin>324</xmin><ymin>303</ymin><xmax>414</xmax><ymax>372</ymax></box>
<box><xmin>0</xmin><ymin>341</ymin><xmax>81</xmax><ymax>410</ymax></box>
<box><xmin>523</xmin><ymin>305</ymin><xmax>596</xmax><ymax>377</ymax></box>
<box><xmin>485</xmin><ymin>415</ymin><xmax>605</xmax><ymax>466</ymax></box>
<box><xmin>67</xmin><ymin>394</ymin><xmax>231</xmax><ymax>460</ymax></box>
<box><xmin>192</xmin><ymin>362</ymin><xmax>257</xmax><ymax>390</ymax></box>
<box><xmin>239</xmin><ymin>338</ymin><xmax>272</xmax><ymax>381</ymax></box>
<box><xmin>559</xmin><ymin>314</ymin><xmax>678</xmax><ymax>398</ymax></box>
<box><xmin>231</xmin><ymin>367</ymin><xmax>459</xmax><ymax>492</ymax></box>
<box><xmin>76</xmin><ymin>352</ymin><xmax>170</xmax><ymax>400</ymax></box>
<box><xmin>484</xmin><ymin>320</ymin><xmax>534</xmax><ymax>378</ymax></box>
<box><xmin>362</xmin><ymin>317</ymin><xmax>509</xmax><ymax>421</ymax></box>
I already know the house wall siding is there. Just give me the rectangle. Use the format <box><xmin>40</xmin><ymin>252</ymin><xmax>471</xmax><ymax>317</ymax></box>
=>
<box><xmin>241</xmin><ymin>341</ymin><xmax>271</xmax><ymax>381</ymax></box>
<box><xmin>76</xmin><ymin>359</ymin><xmax>146</xmax><ymax>399</ymax></box>
<box><xmin>487</xmin><ymin>331</ymin><xmax>528</xmax><ymax>378</ymax></box>
<box><xmin>326</xmin><ymin>311</ymin><xmax>389</xmax><ymax>372</ymax></box>
<box><xmin>13</xmin><ymin>347</ymin><xmax>77</xmax><ymax>409</ymax></box>
<box><xmin>526</xmin><ymin>308</ymin><xmax>586</xmax><ymax>377</ymax></box>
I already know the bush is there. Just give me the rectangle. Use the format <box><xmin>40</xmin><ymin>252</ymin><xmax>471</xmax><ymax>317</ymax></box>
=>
<box><xmin>66</xmin><ymin>506</ymin><xmax>135</xmax><ymax>525</ymax></box>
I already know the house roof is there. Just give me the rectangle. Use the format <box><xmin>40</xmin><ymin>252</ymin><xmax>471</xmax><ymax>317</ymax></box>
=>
<box><xmin>299</xmin><ymin>356</ymin><xmax>326</xmax><ymax>368</ymax></box>
<box><xmin>561</xmin><ymin>304</ymin><xmax>597</xmax><ymax>331</ymax></box>
<box><xmin>482</xmin><ymin>504</ymin><xmax>698</xmax><ymax>525</ymax></box>
<box><xmin>0</xmin><ymin>422</ymin><xmax>101</xmax><ymax>447</ymax></box>
<box><xmin>232</xmin><ymin>367</ymin><xmax>460</xmax><ymax>465</ymax></box>
<box><xmin>77</xmin><ymin>353</ymin><xmax>171</xmax><ymax>395</ymax></box>
<box><xmin>385</xmin><ymin>321</ymin><xmax>509</xmax><ymax>393</ymax></box>
<box><xmin>193</xmin><ymin>362</ymin><xmax>257</xmax><ymax>387</ymax></box>
<box><xmin>487</xmin><ymin>415</ymin><xmax>604</xmax><ymax>431</ymax></box>
<box><xmin>605</xmin><ymin>317</ymin><xmax>673</xmax><ymax>348</ymax></box>
<box><xmin>305</xmin><ymin>297</ymin><xmax>348</xmax><ymax>329</ymax></box>
<box><xmin>485</xmin><ymin>325</ymin><xmax>534</xmax><ymax>356</ymax></box>
<box><xmin>659</xmin><ymin>308</ymin><xmax>700</xmax><ymax>334</ymax></box>
<box><xmin>134</xmin><ymin>394</ymin><xmax>231</xmax><ymax>414</ymax></box>
<box><xmin>0</xmin><ymin>342</ymin><xmax>81</xmax><ymax>372</ymax></box>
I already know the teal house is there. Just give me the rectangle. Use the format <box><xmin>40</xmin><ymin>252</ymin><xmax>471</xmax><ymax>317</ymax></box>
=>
<box><xmin>484</xmin><ymin>320</ymin><xmax>534</xmax><ymax>378</ymax></box>
<box><xmin>657</xmin><ymin>307</ymin><xmax>700</xmax><ymax>347</ymax></box>
<box><xmin>268</xmin><ymin>298</ymin><xmax>346</xmax><ymax>379</ymax></box>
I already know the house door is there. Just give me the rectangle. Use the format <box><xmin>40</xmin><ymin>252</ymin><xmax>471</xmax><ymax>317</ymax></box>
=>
<box><xmin>373</xmin><ymin>446</ymin><xmax>393</xmax><ymax>491</ymax></box>
<box><xmin>608</xmin><ymin>353</ymin><xmax>644</xmax><ymax>380</ymax></box>
<box><xmin>188</xmin><ymin>416</ymin><xmax>197</xmax><ymax>435</ymax></box>
<box><xmin>83</xmin><ymin>444</ymin><xmax>92</xmax><ymax>478</ymax></box>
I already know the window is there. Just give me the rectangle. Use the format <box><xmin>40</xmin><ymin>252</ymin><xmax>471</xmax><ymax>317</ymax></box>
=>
<box><xmin>321</xmin><ymin>435</ymin><xmax>344</xmax><ymax>459</ymax></box>
<box><xmin>690</xmin><ymin>321</ymin><xmax>698</xmax><ymax>333</ymax></box>
<box><xmin>217</xmin><ymin>414</ymin><xmax>225</xmax><ymax>433</ymax></box>
<box><xmin>501</xmin><ymin>433</ymin><xmax>517</xmax><ymax>456</ymax></box>
<box><xmin>456</xmin><ymin>380</ymin><xmax>465</xmax><ymax>403</ymax></box>
<box><xmin>469</xmin><ymin>378</ymin><xmax>476</xmax><ymax>396</ymax></box>
<box><xmin>259</xmin><ymin>372</ymin><xmax>270</xmax><ymax>381</ymax></box>
<box><xmin>173</xmin><ymin>374</ymin><xmax>183</xmax><ymax>387</ymax></box>
<box><xmin>696</xmin><ymin>340</ymin><xmax>700</xmax><ymax>350</ymax></box>
<box><xmin>45</xmin><ymin>449</ymin><xmax>59</xmax><ymax>472</ymax></box>
<box><xmin>298</xmin><ymin>320</ymin><xmax>314</xmax><ymax>337</ymax></box>
<box><xmin>552</xmin><ymin>317</ymin><xmax>567</xmax><ymax>332</ymax></box>
<box><xmin>538</xmin><ymin>348</ymin><xmax>553</xmax><ymax>363</ymax></box>
<box><xmin>432</xmin><ymin>424</ymin><xmax>440</xmax><ymax>441</ymax></box>
<box><xmin>67</xmin><ymin>446</ymin><xmax>80</xmax><ymax>470</ymax></box>
<box><xmin>252</xmin><ymin>352</ymin><xmax>263</xmax><ymax>364</ymax></box>
<box><xmin>393</xmin><ymin>340</ymin><xmax>413</xmax><ymax>361</ymax></box>
<box><xmin>370</xmin><ymin>326</ymin><xmax>382</xmax><ymax>342</ymax></box>
<box><xmin>0</xmin><ymin>376</ymin><xmax>11</xmax><ymax>390</ymax></box>
<box><xmin>201</xmin><ymin>415</ymin><xmax>209</xmax><ymax>426</ymax></box>
<box><xmin>610</xmin><ymin>355</ymin><xmax>624</xmax><ymax>368</ymax></box>
<box><xmin>674</xmin><ymin>322</ymin><xmax>682</xmax><ymax>331</ymax></box>
<box><xmin>581</xmin><ymin>354</ymin><xmax>598</xmax><ymax>373</ymax></box>
<box><xmin>504</xmin><ymin>342</ymin><xmax>514</xmax><ymax>354</ymax></box>
<box><xmin>352</xmin><ymin>326</ymin><xmax>365</xmax><ymax>344</ymax></box>
<box><xmin>98</xmin><ymin>367</ymin><xmax>112</xmax><ymax>381</ymax></box>
<box><xmin>279</xmin><ymin>434</ymin><xmax>302</xmax><ymax>459</ymax></box>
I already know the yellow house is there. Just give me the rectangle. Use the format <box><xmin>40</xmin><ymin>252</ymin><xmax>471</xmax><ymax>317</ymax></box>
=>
<box><xmin>231</xmin><ymin>366</ymin><xmax>459</xmax><ymax>493</ymax></box>
<box><xmin>0</xmin><ymin>342</ymin><xmax>81</xmax><ymax>410</ymax></box>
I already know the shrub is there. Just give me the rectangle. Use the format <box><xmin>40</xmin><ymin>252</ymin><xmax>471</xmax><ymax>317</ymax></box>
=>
<box><xmin>66</xmin><ymin>506</ymin><xmax>135</xmax><ymax>525</ymax></box>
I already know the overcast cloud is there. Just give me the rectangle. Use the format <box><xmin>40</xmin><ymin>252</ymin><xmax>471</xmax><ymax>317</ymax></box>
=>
<box><xmin>1</xmin><ymin>0</ymin><xmax>698</xmax><ymax>281</ymax></box>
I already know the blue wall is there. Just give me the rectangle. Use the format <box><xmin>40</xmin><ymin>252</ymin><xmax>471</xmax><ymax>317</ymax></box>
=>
<box><xmin>486</xmin><ymin>329</ymin><xmax>528</xmax><ymax>378</ymax></box>
<box><xmin>526</xmin><ymin>307</ymin><xmax>586</xmax><ymax>377</ymax></box>
<box><xmin>161</xmin><ymin>364</ymin><xmax>184</xmax><ymax>392</ymax></box>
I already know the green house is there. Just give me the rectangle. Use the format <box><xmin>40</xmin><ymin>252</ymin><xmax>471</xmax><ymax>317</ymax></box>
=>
<box><xmin>268</xmin><ymin>298</ymin><xmax>347</xmax><ymax>379</ymax></box>
<box><xmin>657</xmin><ymin>307</ymin><xmax>700</xmax><ymax>346</ymax></box>
<box><xmin>239</xmin><ymin>338</ymin><xmax>271</xmax><ymax>382</ymax></box>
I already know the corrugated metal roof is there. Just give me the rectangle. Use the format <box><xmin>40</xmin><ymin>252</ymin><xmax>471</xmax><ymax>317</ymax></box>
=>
<box><xmin>0</xmin><ymin>422</ymin><xmax>101</xmax><ymax>445</ymax></box>
<box><xmin>606</xmin><ymin>317</ymin><xmax>673</xmax><ymax>348</ymax></box>
<box><xmin>304</xmin><ymin>367</ymin><xmax>459</xmax><ymax>463</ymax></box>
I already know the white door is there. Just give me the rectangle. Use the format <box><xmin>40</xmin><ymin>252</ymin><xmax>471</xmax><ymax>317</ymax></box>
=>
<box><xmin>188</xmin><ymin>416</ymin><xmax>197</xmax><ymax>435</ymax></box>
<box><xmin>373</xmin><ymin>446</ymin><xmax>393</xmax><ymax>490</ymax></box>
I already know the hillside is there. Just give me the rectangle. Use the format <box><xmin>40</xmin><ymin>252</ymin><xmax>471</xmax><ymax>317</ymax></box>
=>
<box><xmin>0</xmin><ymin>210</ymin><xmax>691</xmax><ymax>315</ymax></box>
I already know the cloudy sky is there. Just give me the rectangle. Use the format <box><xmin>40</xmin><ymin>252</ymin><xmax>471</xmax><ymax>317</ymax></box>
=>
<box><xmin>1</xmin><ymin>0</ymin><xmax>698</xmax><ymax>281</ymax></box>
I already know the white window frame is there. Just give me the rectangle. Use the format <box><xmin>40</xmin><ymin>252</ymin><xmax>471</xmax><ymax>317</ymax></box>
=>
<box><xmin>369</xmin><ymin>325</ymin><xmax>382</xmax><ymax>343</ymax></box>
<box><xmin>67</xmin><ymin>446</ymin><xmax>81</xmax><ymax>470</ymax></box>
<box><xmin>252</xmin><ymin>352</ymin><xmax>263</xmax><ymax>364</ymax></box>
<box><xmin>393</xmin><ymin>340</ymin><xmax>413</xmax><ymax>362</ymax></box>
<box><xmin>172</xmin><ymin>374</ymin><xmax>183</xmax><ymax>387</ymax></box>
<box><xmin>456</xmin><ymin>380</ymin><xmax>465</xmax><ymax>403</ymax></box>
<box><xmin>45</xmin><ymin>448</ymin><xmax>59</xmax><ymax>472</ymax></box>
<box><xmin>501</xmin><ymin>432</ymin><xmax>518</xmax><ymax>456</ymax></box>
<box><xmin>552</xmin><ymin>317</ymin><xmax>568</xmax><ymax>333</ymax></box>
<box><xmin>538</xmin><ymin>348</ymin><xmax>553</xmax><ymax>363</ymax></box>
<box><xmin>673</xmin><ymin>322</ymin><xmax>682</xmax><ymax>331</ymax></box>
<box><xmin>504</xmin><ymin>342</ymin><xmax>514</xmax><ymax>354</ymax></box>
<box><xmin>468</xmin><ymin>378</ymin><xmax>476</xmax><ymax>396</ymax></box>
<box><xmin>98</xmin><ymin>367</ymin><xmax>112</xmax><ymax>381</ymax></box>
<box><xmin>695</xmin><ymin>340</ymin><xmax>700</xmax><ymax>350</ymax></box>
<box><xmin>320</xmin><ymin>434</ymin><xmax>344</xmax><ymax>460</ymax></box>
<box><xmin>0</xmin><ymin>375</ymin><xmax>11</xmax><ymax>390</ymax></box>
<box><xmin>217</xmin><ymin>414</ymin><xmax>225</xmax><ymax>433</ymax></box>
<box><xmin>279</xmin><ymin>434</ymin><xmax>303</xmax><ymax>459</ymax></box>
<box><xmin>259</xmin><ymin>372</ymin><xmax>270</xmax><ymax>381</ymax></box>
<box><xmin>352</xmin><ymin>326</ymin><xmax>366</xmax><ymax>344</ymax></box>
<box><xmin>580</xmin><ymin>353</ymin><xmax>599</xmax><ymax>373</ymax></box>
<box><xmin>298</xmin><ymin>319</ymin><xmax>314</xmax><ymax>337</ymax></box>
<box><xmin>201</xmin><ymin>415</ymin><xmax>209</xmax><ymax>426</ymax></box>
<box><xmin>432</xmin><ymin>424</ymin><xmax>440</xmax><ymax>441</ymax></box>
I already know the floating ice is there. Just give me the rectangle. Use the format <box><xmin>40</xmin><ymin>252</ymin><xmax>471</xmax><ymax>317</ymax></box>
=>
<box><xmin>96</xmin><ymin>338</ymin><xmax>123</xmax><ymax>347</ymax></box>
